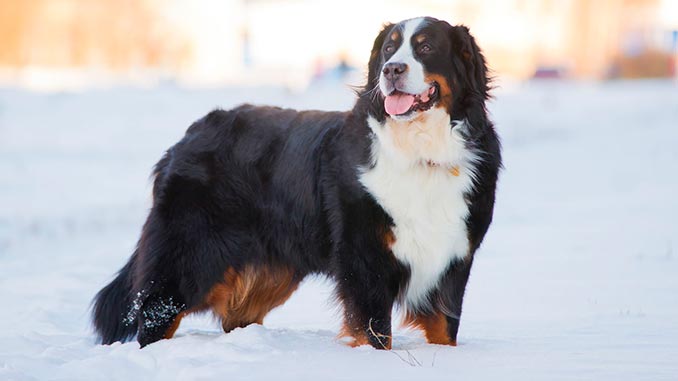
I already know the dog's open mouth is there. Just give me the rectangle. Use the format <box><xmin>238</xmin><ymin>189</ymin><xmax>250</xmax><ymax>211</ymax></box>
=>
<box><xmin>384</xmin><ymin>83</ymin><xmax>439</xmax><ymax>117</ymax></box>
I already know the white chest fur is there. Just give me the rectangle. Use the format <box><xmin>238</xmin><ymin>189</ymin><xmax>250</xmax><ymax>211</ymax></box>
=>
<box><xmin>359</xmin><ymin>110</ymin><xmax>478</xmax><ymax>309</ymax></box>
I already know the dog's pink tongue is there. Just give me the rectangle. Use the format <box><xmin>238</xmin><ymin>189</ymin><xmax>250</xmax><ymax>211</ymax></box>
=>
<box><xmin>384</xmin><ymin>93</ymin><xmax>415</xmax><ymax>116</ymax></box>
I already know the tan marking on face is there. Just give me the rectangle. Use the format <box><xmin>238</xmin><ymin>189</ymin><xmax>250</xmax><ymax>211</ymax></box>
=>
<box><xmin>415</xmin><ymin>34</ymin><xmax>427</xmax><ymax>43</ymax></box>
<box><xmin>204</xmin><ymin>266</ymin><xmax>300</xmax><ymax>333</ymax></box>
<box><xmin>424</xmin><ymin>73</ymin><xmax>453</xmax><ymax>111</ymax></box>
<box><xmin>390</xmin><ymin>31</ymin><xmax>400</xmax><ymax>41</ymax></box>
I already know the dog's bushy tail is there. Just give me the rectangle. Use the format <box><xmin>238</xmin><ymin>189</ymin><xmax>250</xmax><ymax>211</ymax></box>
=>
<box><xmin>92</xmin><ymin>251</ymin><xmax>138</xmax><ymax>344</ymax></box>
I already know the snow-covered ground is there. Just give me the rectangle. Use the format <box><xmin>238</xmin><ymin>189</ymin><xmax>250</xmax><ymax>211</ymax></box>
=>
<box><xmin>1</xmin><ymin>80</ymin><xmax>677</xmax><ymax>380</ymax></box>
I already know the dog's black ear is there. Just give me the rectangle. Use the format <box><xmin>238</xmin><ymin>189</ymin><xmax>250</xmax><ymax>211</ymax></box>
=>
<box><xmin>450</xmin><ymin>25</ymin><xmax>490</xmax><ymax>102</ymax></box>
<box><xmin>366</xmin><ymin>23</ymin><xmax>394</xmax><ymax>90</ymax></box>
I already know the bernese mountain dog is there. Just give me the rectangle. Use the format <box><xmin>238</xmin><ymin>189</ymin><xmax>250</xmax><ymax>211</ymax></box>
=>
<box><xmin>93</xmin><ymin>16</ymin><xmax>501</xmax><ymax>349</ymax></box>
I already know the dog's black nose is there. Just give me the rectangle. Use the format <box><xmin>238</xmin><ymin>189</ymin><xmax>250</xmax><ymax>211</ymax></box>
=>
<box><xmin>382</xmin><ymin>62</ymin><xmax>408</xmax><ymax>81</ymax></box>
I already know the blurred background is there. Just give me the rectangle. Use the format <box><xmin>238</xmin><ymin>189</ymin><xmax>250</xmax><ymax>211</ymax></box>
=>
<box><xmin>1</xmin><ymin>0</ymin><xmax>678</xmax><ymax>90</ymax></box>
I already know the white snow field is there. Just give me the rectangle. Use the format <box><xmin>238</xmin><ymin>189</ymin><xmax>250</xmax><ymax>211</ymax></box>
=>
<box><xmin>1</xmin><ymin>80</ymin><xmax>677</xmax><ymax>380</ymax></box>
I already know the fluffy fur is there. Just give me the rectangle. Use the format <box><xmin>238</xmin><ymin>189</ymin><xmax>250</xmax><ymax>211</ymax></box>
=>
<box><xmin>92</xmin><ymin>16</ymin><xmax>501</xmax><ymax>349</ymax></box>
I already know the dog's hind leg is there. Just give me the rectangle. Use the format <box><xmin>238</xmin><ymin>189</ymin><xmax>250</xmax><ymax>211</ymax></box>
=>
<box><xmin>135</xmin><ymin>282</ymin><xmax>189</xmax><ymax>348</ymax></box>
<box><xmin>203</xmin><ymin>265</ymin><xmax>301</xmax><ymax>333</ymax></box>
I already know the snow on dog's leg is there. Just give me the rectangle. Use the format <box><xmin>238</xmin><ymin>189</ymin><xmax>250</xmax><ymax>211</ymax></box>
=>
<box><xmin>136</xmin><ymin>283</ymin><xmax>188</xmax><ymax>348</ymax></box>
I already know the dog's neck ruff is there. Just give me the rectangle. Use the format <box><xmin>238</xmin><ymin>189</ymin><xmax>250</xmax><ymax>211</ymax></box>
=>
<box><xmin>359</xmin><ymin>112</ymin><xmax>479</xmax><ymax>310</ymax></box>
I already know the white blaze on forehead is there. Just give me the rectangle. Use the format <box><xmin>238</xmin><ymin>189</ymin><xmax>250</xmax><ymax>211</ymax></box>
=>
<box><xmin>379</xmin><ymin>17</ymin><xmax>427</xmax><ymax>96</ymax></box>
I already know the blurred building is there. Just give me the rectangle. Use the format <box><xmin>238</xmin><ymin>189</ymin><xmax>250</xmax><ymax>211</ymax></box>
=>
<box><xmin>441</xmin><ymin>0</ymin><xmax>676</xmax><ymax>79</ymax></box>
<box><xmin>0</xmin><ymin>0</ymin><xmax>193</xmax><ymax>88</ymax></box>
<box><xmin>0</xmin><ymin>0</ymin><xmax>676</xmax><ymax>89</ymax></box>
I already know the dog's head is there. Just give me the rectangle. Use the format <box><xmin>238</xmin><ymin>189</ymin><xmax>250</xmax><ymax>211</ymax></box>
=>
<box><xmin>364</xmin><ymin>17</ymin><xmax>489</xmax><ymax>123</ymax></box>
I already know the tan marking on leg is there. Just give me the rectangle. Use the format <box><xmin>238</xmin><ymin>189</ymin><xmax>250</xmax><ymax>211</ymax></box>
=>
<box><xmin>163</xmin><ymin>311</ymin><xmax>188</xmax><ymax>339</ymax></box>
<box><xmin>204</xmin><ymin>265</ymin><xmax>300</xmax><ymax>333</ymax></box>
<box><xmin>339</xmin><ymin>320</ymin><xmax>392</xmax><ymax>349</ymax></box>
<box><xmin>162</xmin><ymin>301</ymin><xmax>211</xmax><ymax>340</ymax></box>
<box><xmin>339</xmin><ymin>323</ymin><xmax>371</xmax><ymax>348</ymax></box>
<box><xmin>404</xmin><ymin>311</ymin><xmax>455</xmax><ymax>345</ymax></box>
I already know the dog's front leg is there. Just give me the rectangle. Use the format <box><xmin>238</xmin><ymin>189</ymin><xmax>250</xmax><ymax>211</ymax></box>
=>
<box><xmin>424</xmin><ymin>257</ymin><xmax>474</xmax><ymax>346</ymax></box>
<box><xmin>336</xmin><ymin>272</ymin><xmax>395</xmax><ymax>350</ymax></box>
<box><xmin>332</xmin><ymin>203</ymin><xmax>403</xmax><ymax>349</ymax></box>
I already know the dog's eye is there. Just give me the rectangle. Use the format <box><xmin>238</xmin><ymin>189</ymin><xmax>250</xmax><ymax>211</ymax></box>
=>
<box><xmin>384</xmin><ymin>44</ymin><xmax>396</xmax><ymax>54</ymax></box>
<box><xmin>418</xmin><ymin>43</ymin><xmax>433</xmax><ymax>54</ymax></box>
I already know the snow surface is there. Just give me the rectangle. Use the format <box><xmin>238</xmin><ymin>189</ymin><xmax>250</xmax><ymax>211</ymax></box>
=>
<box><xmin>1</xmin><ymin>80</ymin><xmax>677</xmax><ymax>380</ymax></box>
